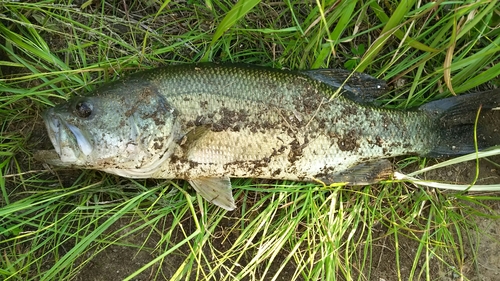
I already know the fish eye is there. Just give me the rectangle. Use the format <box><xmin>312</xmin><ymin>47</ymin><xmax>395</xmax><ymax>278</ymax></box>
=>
<box><xmin>75</xmin><ymin>100</ymin><xmax>93</xmax><ymax>118</ymax></box>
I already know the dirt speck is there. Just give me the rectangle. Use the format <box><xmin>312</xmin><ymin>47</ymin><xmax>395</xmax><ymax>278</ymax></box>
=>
<box><xmin>337</xmin><ymin>129</ymin><xmax>360</xmax><ymax>152</ymax></box>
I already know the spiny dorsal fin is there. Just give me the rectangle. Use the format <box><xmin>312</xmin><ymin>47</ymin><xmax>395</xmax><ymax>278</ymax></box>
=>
<box><xmin>188</xmin><ymin>177</ymin><xmax>236</xmax><ymax>210</ymax></box>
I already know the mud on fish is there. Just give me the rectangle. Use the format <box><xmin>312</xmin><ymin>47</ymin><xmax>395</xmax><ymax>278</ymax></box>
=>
<box><xmin>38</xmin><ymin>63</ymin><xmax>500</xmax><ymax>210</ymax></box>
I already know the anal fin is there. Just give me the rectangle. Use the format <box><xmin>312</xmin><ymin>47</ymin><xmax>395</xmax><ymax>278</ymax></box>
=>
<box><xmin>318</xmin><ymin>159</ymin><xmax>393</xmax><ymax>185</ymax></box>
<box><xmin>188</xmin><ymin>177</ymin><xmax>236</xmax><ymax>210</ymax></box>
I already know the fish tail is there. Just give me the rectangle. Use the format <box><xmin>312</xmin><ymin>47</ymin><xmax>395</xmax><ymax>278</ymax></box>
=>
<box><xmin>421</xmin><ymin>89</ymin><xmax>500</xmax><ymax>157</ymax></box>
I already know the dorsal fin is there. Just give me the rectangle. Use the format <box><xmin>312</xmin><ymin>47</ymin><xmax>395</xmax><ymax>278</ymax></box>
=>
<box><xmin>301</xmin><ymin>69</ymin><xmax>387</xmax><ymax>104</ymax></box>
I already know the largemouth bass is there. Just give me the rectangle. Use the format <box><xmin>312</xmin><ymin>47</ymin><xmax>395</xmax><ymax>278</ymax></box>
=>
<box><xmin>39</xmin><ymin>63</ymin><xmax>500</xmax><ymax>210</ymax></box>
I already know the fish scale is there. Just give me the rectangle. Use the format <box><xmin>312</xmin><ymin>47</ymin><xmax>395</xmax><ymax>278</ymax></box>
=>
<box><xmin>39</xmin><ymin>63</ymin><xmax>500</xmax><ymax>210</ymax></box>
<box><xmin>147</xmin><ymin>65</ymin><xmax>436</xmax><ymax>176</ymax></box>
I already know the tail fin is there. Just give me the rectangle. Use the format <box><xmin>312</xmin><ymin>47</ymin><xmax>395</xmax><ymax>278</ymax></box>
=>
<box><xmin>420</xmin><ymin>89</ymin><xmax>500</xmax><ymax>157</ymax></box>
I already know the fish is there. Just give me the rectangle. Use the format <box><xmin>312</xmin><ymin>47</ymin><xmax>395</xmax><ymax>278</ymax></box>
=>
<box><xmin>38</xmin><ymin>63</ymin><xmax>500</xmax><ymax>210</ymax></box>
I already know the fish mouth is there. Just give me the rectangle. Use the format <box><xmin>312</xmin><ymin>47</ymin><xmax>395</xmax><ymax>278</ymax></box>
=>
<box><xmin>43</xmin><ymin>108</ymin><xmax>93</xmax><ymax>163</ymax></box>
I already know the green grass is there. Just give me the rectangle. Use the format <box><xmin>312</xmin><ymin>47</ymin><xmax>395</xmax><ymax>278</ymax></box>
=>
<box><xmin>1</xmin><ymin>0</ymin><xmax>500</xmax><ymax>280</ymax></box>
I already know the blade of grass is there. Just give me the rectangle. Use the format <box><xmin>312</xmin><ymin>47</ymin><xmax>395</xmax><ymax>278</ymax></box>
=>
<box><xmin>202</xmin><ymin>0</ymin><xmax>262</xmax><ymax>61</ymax></box>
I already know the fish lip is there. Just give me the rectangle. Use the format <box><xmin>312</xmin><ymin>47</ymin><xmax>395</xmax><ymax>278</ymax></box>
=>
<box><xmin>43</xmin><ymin>108</ymin><xmax>93</xmax><ymax>162</ymax></box>
<box><xmin>65</xmin><ymin>123</ymin><xmax>93</xmax><ymax>156</ymax></box>
<box><xmin>43</xmin><ymin>108</ymin><xmax>62</xmax><ymax>155</ymax></box>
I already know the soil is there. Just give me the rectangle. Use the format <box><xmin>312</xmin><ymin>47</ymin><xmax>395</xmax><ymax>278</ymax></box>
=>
<box><xmin>2</xmin><ymin>2</ymin><xmax>499</xmax><ymax>279</ymax></box>
<box><xmin>67</xmin><ymin>158</ymin><xmax>500</xmax><ymax>281</ymax></box>
<box><xmin>422</xmin><ymin>159</ymin><xmax>500</xmax><ymax>281</ymax></box>
<box><xmin>472</xmin><ymin>205</ymin><xmax>500</xmax><ymax>281</ymax></box>
<box><xmin>71</xmin><ymin>210</ymin><xmax>301</xmax><ymax>281</ymax></box>
<box><xmin>4</xmin><ymin>84</ymin><xmax>500</xmax><ymax>281</ymax></box>
<box><xmin>4</xmin><ymin>117</ymin><xmax>500</xmax><ymax>281</ymax></box>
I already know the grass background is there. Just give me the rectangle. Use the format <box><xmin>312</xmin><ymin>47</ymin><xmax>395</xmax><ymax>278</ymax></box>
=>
<box><xmin>1</xmin><ymin>0</ymin><xmax>500</xmax><ymax>280</ymax></box>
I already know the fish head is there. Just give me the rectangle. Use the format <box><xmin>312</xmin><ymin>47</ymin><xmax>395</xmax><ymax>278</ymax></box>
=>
<box><xmin>43</xmin><ymin>81</ymin><xmax>180</xmax><ymax>176</ymax></box>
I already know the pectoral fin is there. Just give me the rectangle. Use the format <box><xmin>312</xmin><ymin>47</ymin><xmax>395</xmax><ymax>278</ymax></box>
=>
<box><xmin>318</xmin><ymin>159</ymin><xmax>393</xmax><ymax>185</ymax></box>
<box><xmin>184</xmin><ymin>125</ymin><xmax>234</xmax><ymax>165</ymax></box>
<box><xmin>182</xmin><ymin>125</ymin><xmax>211</xmax><ymax>147</ymax></box>
<box><xmin>188</xmin><ymin>177</ymin><xmax>236</xmax><ymax>210</ymax></box>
